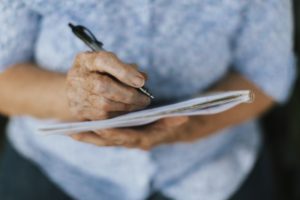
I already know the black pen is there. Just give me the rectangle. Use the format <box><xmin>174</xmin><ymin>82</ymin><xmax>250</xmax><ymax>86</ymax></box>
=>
<box><xmin>68</xmin><ymin>23</ymin><xmax>154</xmax><ymax>99</ymax></box>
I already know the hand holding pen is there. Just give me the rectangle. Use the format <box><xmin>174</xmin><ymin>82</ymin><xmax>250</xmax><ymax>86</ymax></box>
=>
<box><xmin>69</xmin><ymin>23</ymin><xmax>154</xmax><ymax>99</ymax></box>
<box><xmin>65</xmin><ymin>23</ymin><xmax>152</xmax><ymax>121</ymax></box>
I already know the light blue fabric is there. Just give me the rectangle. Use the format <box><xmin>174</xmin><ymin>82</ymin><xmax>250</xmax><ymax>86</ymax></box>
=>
<box><xmin>0</xmin><ymin>0</ymin><xmax>296</xmax><ymax>200</ymax></box>
<box><xmin>0</xmin><ymin>1</ymin><xmax>40</xmax><ymax>71</ymax></box>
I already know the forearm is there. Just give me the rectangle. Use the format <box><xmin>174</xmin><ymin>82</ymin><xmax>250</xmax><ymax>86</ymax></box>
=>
<box><xmin>186</xmin><ymin>72</ymin><xmax>275</xmax><ymax>141</ymax></box>
<box><xmin>0</xmin><ymin>63</ymin><xmax>71</xmax><ymax>120</ymax></box>
<box><xmin>67</xmin><ymin>71</ymin><xmax>277</xmax><ymax>149</ymax></box>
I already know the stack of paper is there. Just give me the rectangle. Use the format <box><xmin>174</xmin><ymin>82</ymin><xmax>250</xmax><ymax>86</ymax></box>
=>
<box><xmin>39</xmin><ymin>90</ymin><xmax>253</xmax><ymax>135</ymax></box>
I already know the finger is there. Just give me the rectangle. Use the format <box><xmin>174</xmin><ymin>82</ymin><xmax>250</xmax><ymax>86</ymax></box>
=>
<box><xmin>70</xmin><ymin>97</ymin><xmax>126</xmax><ymax>120</ymax></box>
<box><xmin>98</xmin><ymin>128</ymin><xmax>158</xmax><ymax>150</ymax></box>
<box><xmin>94</xmin><ymin>128</ymin><xmax>159</xmax><ymax>149</ymax></box>
<box><xmin>97</xmin><ymin>129</ymin><xmax>136</xmax><ymax>140</ymax></box>
<box><xmin>77</xmin><ymin>52</ymin><xmax>145</xmax><ymax>88</ymax></box>
<box><xmin>89</xmin><ymin>74</ymin><xmax>150</xmax><ymax>106</ymax></box>
<box><xmin>79</xmin><ymin>109</ymin><xmax>125</xmax><ymax>121</ymax></box>
<box><xmin>159</xmin><ymin>116</ymin><xmax>189</xmax><ymax>127</ymax></box>
<box><xmin>71</xmin><ymin>132</ymin><xmax>116</xmax><ymax>146</ymax></box>
<box><xmin>73</xmin><ymin>130</ymin><xmax>158</xmax><ymax>150</ymax></box>
<box><xmin>90</xmin><ymin>97</ymin><xmax>146</xmax><ymax>112</ymax></box>
<box><xmin>128</xmin><ymin>63</ymin><xmax>147</xmax><ymax>80</ymax></box>
<box><xmin>96</xmin><ymin>129</ymin><xmax>142</xmax><ymax>145</ymax></box>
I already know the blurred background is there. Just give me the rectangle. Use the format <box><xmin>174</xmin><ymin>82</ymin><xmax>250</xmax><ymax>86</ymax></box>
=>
<box><xmin>0</xmin><ymin>1</ymin><xmax>300</xmax><ymax>200</ymax></box>
<box><xmin>259</xmin><ymin>1</ymin><xmax>300</xmax><ymax>199</ymax></box>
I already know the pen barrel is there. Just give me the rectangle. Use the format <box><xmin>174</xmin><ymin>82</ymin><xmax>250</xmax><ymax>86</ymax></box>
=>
<box><xmin>90</xmin><ymin>43</ymin><xmax>104</xmax><ymax>52</ymax></box>
<box><xmin>139</xmin><ymin>87</ymin><xmax>154</xmax><ymax>99</ymax></box>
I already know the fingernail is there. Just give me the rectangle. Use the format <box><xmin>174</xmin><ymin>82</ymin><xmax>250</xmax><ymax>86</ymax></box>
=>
<box><xmin>133</xmin><ymin>76</ymin><xmax>145</xmax><ymax>87</ymax></box>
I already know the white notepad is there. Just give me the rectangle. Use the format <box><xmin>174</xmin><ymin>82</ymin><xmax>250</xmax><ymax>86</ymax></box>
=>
<box><xmin>39</xmin><ymin>90</ymin><xmax>253</xmax><ymax>135</ymax></box>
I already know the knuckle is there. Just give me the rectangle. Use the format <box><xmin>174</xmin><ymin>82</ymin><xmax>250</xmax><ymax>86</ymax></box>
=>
<box><xmin>75</xmin><ymin>52</ymin><xmax>86</xmax><ymax>63</ymax></box>
<box><xmin>90</xmin><ymin>75</ymin><xmax>108</xmax><ymax>93</ymax></box>
<box><xmin>95</xmin><ymin>51</ymin><xmax>117</xmax><ymax>64</ymax></box>
<box><xmin>103</xmin><ymin>51</ymin><xmax>117</xmax><ymax>59</ymax></box>
<box><xmin>72</xmin><ymin>53</ymin><xmax>91</xmax><ymax>73</ymax></box>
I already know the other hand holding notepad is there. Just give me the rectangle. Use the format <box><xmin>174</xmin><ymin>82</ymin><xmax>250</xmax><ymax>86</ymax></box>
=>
<box><xmin>39</xmin><ymin>90</ymin><xmax>253</xmax><ymax>135</ymax></box>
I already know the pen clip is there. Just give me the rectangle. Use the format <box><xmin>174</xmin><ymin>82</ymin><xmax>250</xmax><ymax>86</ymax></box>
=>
<box><xmin>68</xmin><ymin>23</ymin><xmax>104</xmax><ymax>51</ymax></box>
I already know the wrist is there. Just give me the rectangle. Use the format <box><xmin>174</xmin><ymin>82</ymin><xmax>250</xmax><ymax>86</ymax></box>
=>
<box><xmin>50</xmin><ymin>74</ymin><xmax>74</xmax><ymax>121</ymax></box>
<box><xmin>185</xmin><ymin>116</ymin><xmax>219</xmax><ymax>141</ymax></box>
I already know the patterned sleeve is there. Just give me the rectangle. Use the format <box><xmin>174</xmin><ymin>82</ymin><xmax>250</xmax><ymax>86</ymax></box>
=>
<box><xmin>231</xmin><ymin>0</ymin><xmax>297</xmax><ymax>103</ymax></box>
<box><xmin>0</xmin><ymin>0</ymin><xmax>40</xmax><ymax>72</ymax></box>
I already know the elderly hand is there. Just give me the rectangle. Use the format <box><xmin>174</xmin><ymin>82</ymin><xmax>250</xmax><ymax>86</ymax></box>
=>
<box><xmin>66</xmin><ymin>51</ymin><xmax>150</xmax><ymax>121</ymax></box>
<box><xmin>70</xmin><ymin>116</ymin><xmax>211</xmax><ymax>150</ymax></box>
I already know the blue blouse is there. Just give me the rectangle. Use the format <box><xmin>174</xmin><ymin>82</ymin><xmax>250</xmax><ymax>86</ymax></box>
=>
<box><xmin>0</xmin><ymin>0</ymin><xmax>296</xmax><ymax>200</ymax></box>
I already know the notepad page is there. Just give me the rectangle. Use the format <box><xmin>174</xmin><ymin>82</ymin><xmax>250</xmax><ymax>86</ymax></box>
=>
<box><xmin>38</xmin><ymin>90</ymin><xmax>253</xmax><ymax>135</ymax></box>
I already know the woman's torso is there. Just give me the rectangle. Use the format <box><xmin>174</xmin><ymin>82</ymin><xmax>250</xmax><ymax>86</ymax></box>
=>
<box><xmin>7</xmin><ymin>1</ymin><xmax>261</xmax><ymax>200</ymax></box>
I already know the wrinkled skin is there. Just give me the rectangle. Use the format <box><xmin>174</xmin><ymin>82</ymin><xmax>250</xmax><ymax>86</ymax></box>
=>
<box><xmin>71</xmin><ymin>116</ymin><xmax>193</xmax><ymax>150</ymax></box>
<box><xmin>66</xmin><ymin>51</ymin><xmax>274</xmax><ymax>151</ymax></box>
<box><xmin>66</xmin><ymin>51</ymin><xmax>197</xmax><ymax>150</ymax></box>
<box><xmin>66</xmin><ymin>51</ymin><xmax>150</xmax><ymax>121</ymax></box>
